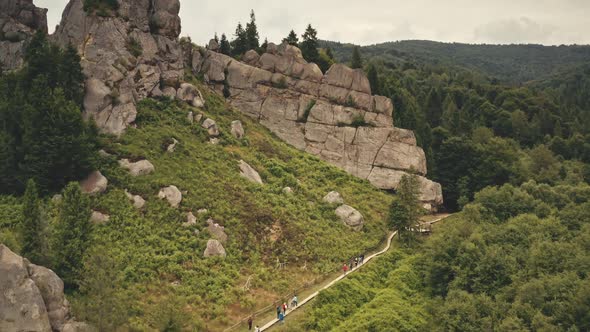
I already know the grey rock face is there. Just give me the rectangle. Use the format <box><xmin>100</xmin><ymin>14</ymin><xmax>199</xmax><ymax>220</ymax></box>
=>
<box><xmin>0</xmin><ymin>0</ymin><xmax>48</xmax><ymax>71</ymax></box>
<box><xmin>52</xmin><ymin>0</ymin><xmax>183</xmax><ymax>135</ymax></box>
<box><xmin>201</xmin><ymin>118</ymin><xmax>220</xmax><ymax>136</ymax></box>
<box><xmin>194</xmin><ymin>45</ymin><xmax>443</xmax><ymax>209</ymax></box>
<box><xmin>206</xmin><ymin>218</ymin><xmax>228</xmax><ymax>243</ymax></box>
<box><xmin>0</xmin><ymin>244</ymin><xmax>91</xmax><ymax>332</ymax></box>
<box><xmin>238</xmin><ymin>160</ymin><xmax>263</xmax><ymax>184</ymax></box>
<box><xmin>230</xmin><ymin>120</ymin><xmax>245</xmax><ymax>139</ymax></box>
<box><xmin>125</xmin><ymin>190</ymin><xmax>146</xmax><ymax>209</ymax></box>
<box><xmin>334</xmin><ymin>205</ymin><xmax>364</xmax><ymax>231</ymax></box>
<box><xmin>177</xmin><ymin>83</ymin><xmax>205</xmax><ymax>107</ymax></box>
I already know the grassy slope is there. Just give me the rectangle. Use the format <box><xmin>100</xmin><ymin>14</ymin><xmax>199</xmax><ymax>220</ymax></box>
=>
<box><xmin>1</xmin><ymin>81</ymin><xmax>394</xmax><ymax>329</ymax></box>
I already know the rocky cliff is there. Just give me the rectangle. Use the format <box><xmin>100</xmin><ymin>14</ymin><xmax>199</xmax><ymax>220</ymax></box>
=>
<box><xmin>188</xmin><ymin>43</ymin><xmax>443</xmax><ymax>208</ymax></box>
<box><xmin>51</xmin><ymin>0</ymin><xmax>184</xmax><ymax>136</ymax></box>
<box><xmin>0</xmin><ymin>0</ymin><xmax>47</xmax><ymax>71</ymax></box>
<box><xmin>0</xmin><ymin>244</ymin><xmax>94</xmax><ymax>332</ymax></box>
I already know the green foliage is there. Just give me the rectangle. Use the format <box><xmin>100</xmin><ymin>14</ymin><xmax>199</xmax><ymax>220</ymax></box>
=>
<box><xmin>350</xmin><ymin>46</ymin><xmax>363</xmax><ymax>69</ymax></box>
<box><xmin>300</xmin><ymin>24</ymin><xmax>320</xmax><ymax>64</ymax></box>
<box><xmin>20</xmin><ymin>179</ymin><xmax>44</xmax><ymax>264</ymax></box>
<box><xmin>272</xmin><ymin>76</ymin><xmax>288</xmax><ymax>89</ymax></box>
<box><xmin>344</xmin><ymin>95</ymin><xmax>357</xmax><ymax>108</ymax></box>
<box><xmin>388</xmin><ymin>174</ymin><xmax>421</xmax><ymax>243</ymax></box>
<box><xmin>298</xmin><ymin>99</ymin><xmax>316</xmax><ymax>123</ymax></box>
<box><xmin>316</xmin><ymin>48</ymin><xmax>336</xmax><ymax>73</ymax></box>
<box><xmin>367</xmin><ymin>64</ymin><xmax>380</xmax><ymax>94</ymax></box>
<box><xmin>283</xmin><ymin>30</ymin><xmax>299</xmax><ymax>46</ymax></box>
<box><xmin>52</xmin><ymin>183</ymin><xmax>93</xmax><ymax>289</ymax></box>
<box><xmin>219</xmin><ymin>33</ymin><xmax>231</xmax><ymax>55</ymax></box>
<box><xmin>245</xmin><ymin>10</ymin><xmax>260</xmax><ymax>51</ymax></box>
<box><xmin>0</xmin><ymin>32</ymin><xmax>97</xmax><ymax>194</ymax></box>
<box><xmin>126</xmin><ymin>37</ymin><xmax>143</xmax><ymax>57</ymax></box>
<box><xmin>231</xmin><ymin>23</ymin><xmax>247</xmax><ymax>57</ymax></box>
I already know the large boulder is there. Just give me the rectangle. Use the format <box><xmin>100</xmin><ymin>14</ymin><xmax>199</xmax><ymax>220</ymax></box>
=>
<box><xmin>203</xmin><ymin>239</ymin><xmax>226</xmax><ymax>258</ymax></box>
<box><xmin>80</xmin><ymin>171</ymin><xmax>108</xmax><ymax>195</ymax></box>
<box><xmin>334</xmin><ymin>205</ymin><xmax>364</xmax><ymax>231</ymax></box>
<box><xmin>230</xmin><ymin>120</ymin><xmax>245</xmax><ymax>139</ymax></box>
<box><xmin>323</xmin><ymin>191</ymin><xmax>344</xmax><ymax>205</ymax></box>
<box><xmin>239</xmin><ymin>160</ymin><xmax>263</xmax><ymax>184</ymax></box>
<box><xmin>0</xmin><ymin>244</ymin><xmax>90</xmax><ymax>332</ymax></box>
<box><xmin>176</xmin><ymin>83</ymin><xmax>205</xmax><ymax>107</ymax></box>
<box><xmin>201</xmin><ymin>118</ymin><xmax>220</xmax><ymax>136</ymax></box>
<box><xmin>182</xmin><ymin>212</ymin><xmax>197</xmax><ymax>227</ymax></box>
<box><xmin>206</xmin><ymin>218</ymin><xmax>228</xmax><ymax>243</ymax></box>
<box><xmin>158</xmin><ymin>185</ymin><xmax>182</xmax><ymax>207</ymax></box>
<box><xmin>90</xmin><ymin>211</ymin><xmax>110</xmax><ymax>224</ymax></box>
<box><xmin>125</xmin><ymin>190</ymin><xmax>146</xmax><ymax>209</ymax></box>
<box><xmin>119</xmin><ymin>159</ymin><xmax>155</xmax><ymax>176</ymax></box>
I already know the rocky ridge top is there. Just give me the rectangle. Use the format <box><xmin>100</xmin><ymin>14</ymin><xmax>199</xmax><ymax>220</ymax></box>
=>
<box><xmin>187</xmin><ymin>42</ymin><xmax>443</xmax><ymax>208</ymax></box>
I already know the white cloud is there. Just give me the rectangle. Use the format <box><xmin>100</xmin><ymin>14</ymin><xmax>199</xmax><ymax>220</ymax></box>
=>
<box><xmin>474</xmin><ymin>17</ymin><xmax>556</xmax><ymax>44</ymax></box>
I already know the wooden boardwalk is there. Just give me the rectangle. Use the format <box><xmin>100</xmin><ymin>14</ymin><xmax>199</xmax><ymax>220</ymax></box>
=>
<box><xmin>260</xmin><ymin>215</ymin><xmax>451</xmax><ymax>331</ymax></box>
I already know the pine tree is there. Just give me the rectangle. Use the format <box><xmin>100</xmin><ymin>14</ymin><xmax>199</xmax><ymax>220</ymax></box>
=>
<box><xmin>231</xmin><ymin>23</ymin><xmax>247</xmax><ymax>56</ymax></box>
<box><xmin>367</xmin><ymin>64</ymin><xmax>379</xmax><ymax>94</ymax></box>
<box><xmin>300</xmin><ymin>24</ymin><xmax>319</xmax><ymax>64</ymax></box>
<box><xmin>260</xmin><ymin>38</ymin><xmax>268</xmax><ymax>53</ymax></box>
<box><xmin>388</xmin><ymin>174</ymin><xmax>421</xmax><ymax>243</ymax></box>
<box><xmin>52</xmin><ymin>182</ymin><xmax>93</xmax><ymax>289</ymax></box>
<box><xmin>425</xmin><ymin>88</ymin><xmax>443</xmax><ymax>128</ymax></box>
<box><xmin>326</xmin><ymin>47</ymin><xmax>334</xmax><ymax>60</ymax></box>
<box><xmin>351</xmin><ymin>46</ymin><xmax>363</xmax><ymax>69</ymax></box>
<box><xmin>219</xmin><ymin>33</ymin><xmax>231</xmax><ymax>55</ymax></box>
<box><xmin>245</xmin><ymin>10</ymin><xmax>260</xmax><ymax>51</ymax></box>
<box><xmin>442</xmin><ymin>94</ymin><xmax>460</xmax><ymax>133</ymax></box>
<box><xmin>21</xmin><ymin>179</ymin><xmax>44</xmax><ymax>264</ymax></box>
<box><xmin>58</xmin><ymin>44</ymin><xmax>85</xmax><ymax>107</ymax></box>
<box><xmin>283</xmin><ymin>30</ymin><xmax>299</xmax><ymax>46</ymax></box>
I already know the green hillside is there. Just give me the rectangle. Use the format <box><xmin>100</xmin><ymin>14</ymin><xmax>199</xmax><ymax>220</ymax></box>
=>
<box><xmin>320</xmin><ymin>40</ymin><xmax>590</xmax><ymax>84</ymax></box>
<box><xmin>0</xmin><ymin>76</ymin><xmax>395</xmax><ymax>329</ymax></box>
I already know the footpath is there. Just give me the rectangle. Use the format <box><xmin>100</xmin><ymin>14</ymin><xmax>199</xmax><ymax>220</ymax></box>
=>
<box><xmin>259</xmin><ymin>214</ymin><xmax>451</xmax><ymax>331</ymax></box>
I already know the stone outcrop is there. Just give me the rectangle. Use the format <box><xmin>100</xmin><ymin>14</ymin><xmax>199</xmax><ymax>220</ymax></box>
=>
<box><xmin>119</xmin><ymin>159</ymin><xmax>155</xmax><ymax>176</ymax></box>
<box><xmin>80</xmin><ymin>170</ymin><xmax>107</xmax><ymax>195</ymax></box>
<box><xmin>323</xmin><ymin>191</ymin><xmax>344</xmax><ymax>205</ymax></box>
<box><xmin>191</xmin><ymin>42</ymin><xmax>443</xmax><ymax>209</ymax></box>
<box><xmin>0</xmin><ymin>244</ymin><xmax>90</xmax><ymax>332</ymax></box>
<box><xmin>125</xmin><ymin>190</ymin><xmax>145</xmax><ymax>209</ymax></box>
<box><xmin>206</xmin><ymin>218</ymin><xmax>228</xmax><ymax>243</ymax></box>
<box><xmin>203</xmin><ymin>239</ymin><xmax>226</xmax><ymax>258</ymax></box>
<box><xmin>158</xmin><ymin>185</ymin><xmax>182</xmax><ymax>207</ymax></box>
<box><xmin>231</xmin><ymin>120</ymin><xmax>245</xmax><ymax>139</ymax></box>
<box><xmin>238</xmin><ymin>160</ymin><xmax>263</xmax><ymax>184</ymax></box>
<box><xmin>335</xmin><ymin>204</ymin><xmax>364</xmax><ymax>231</ymax></box>
<box><xmin>0</xmin><ymin>0</ymin><xmax>48</xmax><ymax>71</ymax></box>
<box><xmin>51</xmin><ymin>0</ymin><xmax>184</xmax><ymax>136</ymax></box>
<box><xmin>182</xmin><ymin>211</ymin><xmax>197</xmax><ymax>227</ymax></box>
<box><xmin>90</xmin><ymin>210</ymin><xmax>110</xmax><ymax>224</ymax></box>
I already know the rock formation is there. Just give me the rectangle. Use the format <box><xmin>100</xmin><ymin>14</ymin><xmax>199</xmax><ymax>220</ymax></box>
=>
<box><xmin>0</xmin><ymin>244</ymin><xmax>92</xmax><ymax>332</ymax></box>
<box><xmin>119</xmin><ymin>159</ymin><xmax>155</xmax><ymax>176</ymax></box>
<box><xmin>0</xmin><ymin>0</ymin><xmax>47</xmax><ymax>71</ymax></box>
<box><xmin>203</xmin><ymin>239</ymin><xmax>226</xmax><ymax>258</ymax></box>
<box><xmin>190</xmin><ymin>42</ymin><xmax>443</xmax><ymax>209</ymax></box>
<box><xmin>335</xmin><ymin>204</ymin><xmax>364</xmax><ymax>231</ymax></box>
<box><xmin>158</xmin><ymin>185</ymin><xmax>182</xmax><ymax>207</ymax></box>
<box><xmin>51</xmin><ymin>0</ymin><xmax>184</xmax><ymax>136</ymax></box>
<box><xmin>323</xmin><ymin>191</ymin><xmax>344</xmax><ymax>205</ymax></box>
<box><xmin>79</xmin><ymin>170</ymin><xmax>108</xmax><ymax>195</ymax></box>
<box><xmin>238</xmin><ymin>160</ymin><xmax>263</xmax><ymax>184</ymax></box>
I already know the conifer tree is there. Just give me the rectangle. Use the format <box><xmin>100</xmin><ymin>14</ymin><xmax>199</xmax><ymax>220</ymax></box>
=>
<box><xmin>300</xmin><ymin>24</ymin><xmax>319</xmax><ymax>64</ymax></box>
<box><xmin>283</xmin><ymin>30</ymin><xmax>299</xmax><ymax>46</ymax></box>
<box><xmin>219</xmin><ymin>33</ymin><xmax>231</xmax><ymax>55</ymax></box>
<box><xmin>367</xmin><ymin>64</ymin><xmax>379</xmax><ymax>94</ymax></box>
<box><xmin>442</xmin><ymin>94</ymin><xmax>460</xmax><ymax>133</ymax></box>
<box><xmin>425</xmin><ymin>88</ymin><xmax>443</xmax><ymax>128</ymax></box>
<box><xmin>388</xmin><ymin>174</ymin><xmax>421</xmax><ymax>243</ymax></box>
<box><xmin>231</xmin><ymin>23</ymin><xmax>247</xmax><ymax>56</ymax></box>
<box><xmin>260</xmin><ymin>38</ymin><xmax>268</xmax><ymax>53</ymax></box>
<box><xmin>245</xmin><ymin>10</ymin><xmax>260</xmax><ymax>51</ymax></box>
<box><xmin>58</xmin><ymin>44</ymin><xmax>85</xmax><ymax>107</ymax></box>
<box><xmin>351</xmin><ymin>46</ymin><xmax>363</xmax><ymax>69</ymax></box>
<box><xmin>52</xmin><ymin>182</ymin><xmax>93</xmax><ymax>289</ymax></box>
<box><xmin>21</xmin><ymin>179</ymin><xmax>44</xmax><ymax>264</ymax></box>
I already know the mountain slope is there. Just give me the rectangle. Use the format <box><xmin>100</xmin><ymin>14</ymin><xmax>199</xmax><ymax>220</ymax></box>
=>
<box><xmin>321</xmin><ymin>40</ymin><xmax>590</xmax><ymax>84</ymax></box>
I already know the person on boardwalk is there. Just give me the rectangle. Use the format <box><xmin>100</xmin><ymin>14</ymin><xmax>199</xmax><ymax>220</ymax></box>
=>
<box><xmin>282</xmin><ymin>302</ymin><xmax>288</xmax><ymax>314</ymax></box>
<box><xmin>276</xmin><ymin>305</ymin><xmax>281</xmax><ymax>319</ymax></box>
<box><xmin>255</xmin><ymin>326</ymin><xmax>261</xmax><ymax>332</ymax></box>
<box><xmin>279</xmin><ymin>312</ymin><xmax>285</xmax><ymax>324</ymax></box>
<box><xmin>360</xmin><ymin>254</ymin><xmax>365</xmax><ymax>264</ymax></box>
<box><xmin>291</xmin><ymin>295</ymin><xmax>298</xmax><ymax>307</ymax></box>
<box><xmin>248</xmin><ymin>316</ymin><xmax>253</xmax><ymax>330</ymax></box>
<box><xmin>342</xmin><ymin>263</ymin><xmax>349</xmax><ymax>274</ymax></box>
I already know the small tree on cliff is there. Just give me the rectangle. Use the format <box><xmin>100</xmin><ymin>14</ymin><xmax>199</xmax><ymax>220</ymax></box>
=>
<box><xmin>219</xmin><ymin>33</ymin><xmax>231</xmax><ymax>55</ymax></box>
<box><xmin>52</xmin><ymin>182</ymin><xmax>93</xmax><ymax>289</ymax></box>
<box><xmin>231</xmin><ymin>23</ymin><xmax>247</xmax><ymax>57</ymax></box>
<box><xmin>283</xmin><ymin>30</ymin><xmax>299</xmax><ymax>46</ymax></box>
<box><xmin>351</xmin><ymin>46</ymin><xmax>363</xmax><ymax>69</ymax></box>
<box><xmin>21</xmin><ymin>179</ymin><xmax>45</xmax><ymax>264</ymax></box>
<box><xmin>300</xmin><ymin>24</ymin><xmax>320</xmax><ymax>64</ymax></box>
<box><xmin>245</xmin><ymin>10</ymin><xmax>260</xmax><ymax>51</ymax></box>
<box><xmin>367</xmin><ymin>63</ymin><xmax>380</xmax><ymax>94</ymax></box>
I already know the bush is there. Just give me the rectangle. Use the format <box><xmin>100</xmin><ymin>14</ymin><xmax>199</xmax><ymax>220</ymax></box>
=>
<box><xmin>126</xmin><ymin>37</ymin><xmax>143</xmax><ymax>58</ymax></box>
<box><xmin>298</xmin><ymin>100</ymin><xmax>316</xmax><ymax>123</ymax></box>
<box><xmin>83</xmin><ymin>0</ymin><xmax>119</xmax><ymax>15</ymax></box>
<box><xmin>272</xmin><ymin>76</ymin><xmax>289</xmax><ymax>89</ymax></box>
<box><xmin>344</xmin><ymin>95</ymin><xmax>357</xmax><ymax>108</ymax></box>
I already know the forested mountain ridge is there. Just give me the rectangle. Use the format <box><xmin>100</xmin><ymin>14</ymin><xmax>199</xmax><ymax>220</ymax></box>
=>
<box><xmin>320</xmin><ymin>40</ymin><xmax>590</xmax><ymax>84</ymax></box>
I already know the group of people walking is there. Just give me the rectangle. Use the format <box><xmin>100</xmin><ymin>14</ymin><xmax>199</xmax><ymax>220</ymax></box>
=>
<box><xmin>246</xmin><ymin>295</ymin><xmax>299</xmax><ymax>331</ymax></box>
<box><xmin>342</xmin><ymin>254</ymin><xmax>365</xmax><ymax>274</ymax></box>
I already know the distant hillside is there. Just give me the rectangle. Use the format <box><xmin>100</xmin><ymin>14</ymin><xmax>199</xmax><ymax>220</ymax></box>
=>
<box><xmin>320</xmin><ymin>40</ymin><xmax>590</xmax><ymax>84</ymax></box>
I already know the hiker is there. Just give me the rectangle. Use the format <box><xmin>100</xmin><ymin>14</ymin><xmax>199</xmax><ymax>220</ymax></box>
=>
<box><xmin>248</xmin><ymin>316</ymin><xmax>253</xmax><ymax>330</ymax></box>
<box><xmin>360</xmin><ymin>254</ymin><xmax>365</xmax><ymax>264</ymax></box>
<box><xmin>291</xmin><ymin>295</ymin><xmax>298</xmax><ymax>307</ymax></box>
<box><xmin>342</xmin><ymin>263</ymin><xmax>349</xmax><ymax>274</ymax></box>
<box><xmin>255</xmin><ymin>326</ymin><xmax>261</xmax><ymax>332</ymax></box>
<box><xmin>282</xmin><ymin>302</ymin><xmax>288</xmax><ymax>314</ymax></box>
<box><xmin>279</xmin><ymin>311</ymin><xmax>285</xmax><ymax>324</ymax></box>
<box><xmin>276</xmin><ymin>305</ymin><xmax>281</xmax><ymax>319</ymax></box>
<box><xmin>354</xmin><ymin>256</ymin><xmax>359</xmax><ymax>267</ymax></box>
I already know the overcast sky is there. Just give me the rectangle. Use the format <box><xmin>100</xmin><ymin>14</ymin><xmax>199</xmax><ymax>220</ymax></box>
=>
<box><xmin>39</xmin><ymin>0</ymin><xmax>590</xmax><ymax>46</ymax></box>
